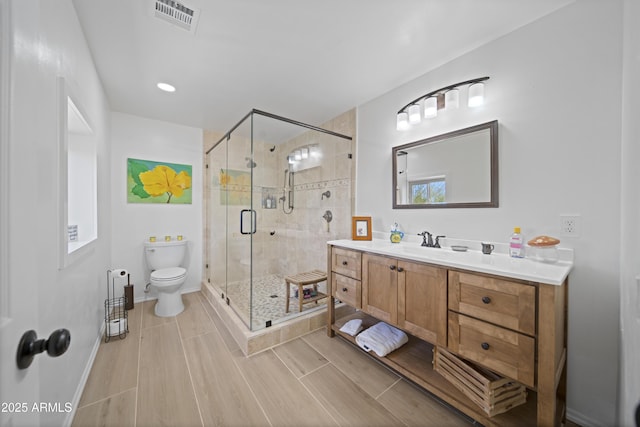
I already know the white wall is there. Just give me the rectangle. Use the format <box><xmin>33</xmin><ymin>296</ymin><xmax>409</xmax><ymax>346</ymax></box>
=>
<box><xmin>357</xmin><ymin>2</ymin><xmax>622</xmax><ymax>426</ymax></box>
<box><xmin>620</xmin><ymin>0</ymin><xmax>640</xmax><ymax>425</ymax></box>
<box><xmin>110</xmin><ymin>112</ymin><xmax>203</xmax><ymax>302</ymax></box>
<box><xmin>5</xmin><ymin>1</ymin><xmax>112</xmax><ymax>426</ymax></box>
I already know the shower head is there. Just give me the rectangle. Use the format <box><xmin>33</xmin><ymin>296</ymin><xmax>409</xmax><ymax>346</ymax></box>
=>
<box><xmin>245</xmin><ymin>157</ymin><xmax>257</xmax><ymax>168</ymax></box>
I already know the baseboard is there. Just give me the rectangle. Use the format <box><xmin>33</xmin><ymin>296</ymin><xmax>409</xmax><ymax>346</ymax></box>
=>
<box><xmin>567</xmin><ymin>408</ymin><xmax>607</xmax><ymax>427</ymax></box>
<box><xmin>62</xmin><ymin>320</ymin><xmax>106</xmax><ymax>427</ymax></box>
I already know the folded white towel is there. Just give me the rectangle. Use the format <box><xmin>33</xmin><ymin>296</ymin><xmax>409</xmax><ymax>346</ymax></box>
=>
<box><xmin>355</xmin><ymin>322</ymin><xmax>408</xmax><ymax>357</ymax></box>
<box><xmin>339</xmin><ymin>319</ymin><xmax>363</xmax><ymax>336</ymax></box>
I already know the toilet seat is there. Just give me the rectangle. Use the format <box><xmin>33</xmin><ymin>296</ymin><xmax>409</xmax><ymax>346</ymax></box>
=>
<box><xmin>151</xmin><ymin>267</ymin><xmax>186</xmax><ymax>281</ymax></box>
<box><xmin>151</xmin><ymin>267</ymin><xmax>186</xmax><ymax>288</ymax></box>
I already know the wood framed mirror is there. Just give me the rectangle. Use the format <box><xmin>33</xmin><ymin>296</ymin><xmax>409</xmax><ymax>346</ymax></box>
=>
<box><xmin>392</xmin><ymin>120</ymin><xmax>498</xmax><ymax>209</ymax></box>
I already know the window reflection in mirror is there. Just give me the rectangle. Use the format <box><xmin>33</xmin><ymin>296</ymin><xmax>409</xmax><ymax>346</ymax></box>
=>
<box><xmin>392</xmin><ymin>120</ymin><xmax>498</xmax><ymax>209</ymax></box>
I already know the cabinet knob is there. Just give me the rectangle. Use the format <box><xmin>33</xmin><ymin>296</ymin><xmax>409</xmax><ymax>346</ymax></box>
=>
<box><xmin>481</xmin><ymin>342</ymin><xmax>490</xmax><ymax>350</ymax></box>
<box><xmin>389</xmin><ymin>265</ymin><xmax>396</xmax><ymax>270</ymax></box>
<box><xmin>482</xmin><ymin>296</ymin><xmax>491</xmax><ymax>304</ymax></box>
<box><xmin>397</xmin><ymin>267</ymin><xmax>404</xmax><ymax>272</ymax></box>
<box><xmin>342</xmin><ymin>287</ymin><xmax>348</xmax><ymax>292</ymax></box>
<box><xmin>342</xmin><ymin>261</ymin><xmax>348</xmax><ymax>266</ymax></box>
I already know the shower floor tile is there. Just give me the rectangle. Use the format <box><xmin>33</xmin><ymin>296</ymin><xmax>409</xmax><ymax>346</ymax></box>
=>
<box><xmin>225</xmin><ymin>274</ymin><xmax>327</xmax><ymax>330</ymax></box>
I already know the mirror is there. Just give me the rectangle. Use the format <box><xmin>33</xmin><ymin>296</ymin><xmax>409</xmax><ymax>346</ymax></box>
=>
<box><xmin>392</xmin><ymin>120</ymin><xmax>498</xmax><ymax>209</ymax></box>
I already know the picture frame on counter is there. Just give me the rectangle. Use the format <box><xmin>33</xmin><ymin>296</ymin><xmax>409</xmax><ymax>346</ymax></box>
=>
<box><xmin>352</xmin><ymin>216</ymin><xmax>372</xmax><ymax>241</ymax></box>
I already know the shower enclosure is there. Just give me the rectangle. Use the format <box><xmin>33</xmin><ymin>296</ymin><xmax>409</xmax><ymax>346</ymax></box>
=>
<box><xmin>205</xmin><ymin>109</ymin><xmax>353</xmax><ymax>331</ymax></box>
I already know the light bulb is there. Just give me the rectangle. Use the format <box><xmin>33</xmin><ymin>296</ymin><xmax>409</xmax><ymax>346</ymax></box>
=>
<box><xmin>157</xmin><ymin>82</ymin><xmax>176</xmax><ymax>92</ymax></box>
<box><xmin>408</xmin><ymin>104</ymin><xmax>421</xmax><ymax>124</ymax></box>
<box><xmin>301</xmin><ymin>147</ymin><xmax>309</xmax><ymax>159</ymax></box>
<box><xmin>468</xmin><ymin>82</ymin><xmax>485</xmax><ymax>107</ymax></box>
<box><xmin>424</xmin><ymin>97</ymin><xmax>438</xmax><ymax>118</ymax></box>
<box><xmin>396</xmin><ymin>112</ymin><xmax>409</xmax><ymax>131</ymax></box>
<box><xmin>294</xmin><ymin>150</ymin><xmax>301</xmax><ymax>161</ymax></box>
<box><xmin>445</xmin><ymin>89</ymin><xmax>459</xmax><ymax>110</ymax></box>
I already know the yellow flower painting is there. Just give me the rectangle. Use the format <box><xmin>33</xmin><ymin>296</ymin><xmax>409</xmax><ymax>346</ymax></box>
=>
<box><xmin>128</xmin><ymin>158</ymin><xmax>192</xmax><ymax>204</ymax></box>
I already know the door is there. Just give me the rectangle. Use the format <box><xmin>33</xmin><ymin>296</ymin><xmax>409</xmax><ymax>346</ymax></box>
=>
<box><xmin>225</xmin><ymin>118</ymin><xmax>254</xmax><ymax>329</ymax></box>
<box><xmin>397</xmin><ymin>260</ymin><xmax>447</xmax><ymax>346</ymax></box>
<box><xmin>362</xmin><ymin>253</ymin><xmax>398</xmax><ymax>324</ymax></box>
<box><xmin>0</xmin><ymin>1</ymin><xmax>41</xmax><ymax>424</ymax></box>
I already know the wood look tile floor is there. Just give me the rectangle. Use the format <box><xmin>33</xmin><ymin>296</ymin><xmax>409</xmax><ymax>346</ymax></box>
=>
<box><xmin>71</xmin><ymin>292</ymin><xmax>504</xmax><ymax>427</ymax></box>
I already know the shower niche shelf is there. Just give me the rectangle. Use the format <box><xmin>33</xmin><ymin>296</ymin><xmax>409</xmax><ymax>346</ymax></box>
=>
<box><xmin>261</xmin><ymin>187</ymin><xmax>277</xmax><ymax>209</ymax></box>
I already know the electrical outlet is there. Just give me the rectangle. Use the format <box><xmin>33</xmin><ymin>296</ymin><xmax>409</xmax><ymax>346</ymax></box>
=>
<box><xmin>560</xmin><ymin>215</ymin><xmax>581</xmax><ymax>237</ymax></box>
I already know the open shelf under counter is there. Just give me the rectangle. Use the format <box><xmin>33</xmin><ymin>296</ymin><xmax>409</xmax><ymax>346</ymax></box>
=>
<box><xmin>332</xmin><ymin>311</ymin><xmax>539</xmax><ymax>427</ymax></box>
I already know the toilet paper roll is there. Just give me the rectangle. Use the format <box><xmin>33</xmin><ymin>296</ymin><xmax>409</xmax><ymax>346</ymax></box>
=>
<box><xmin>110</xmin><ymin>269</ymin><xmax>128</xmax><ymax>277</ymax></box>
<box><xmin>107</xmin><ymin>318</ymin><xmax>128</xmax><ymax>337</ymax></box>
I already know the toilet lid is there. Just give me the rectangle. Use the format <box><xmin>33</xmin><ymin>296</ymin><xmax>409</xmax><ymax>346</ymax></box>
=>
<box><xmin>151</xmin><ymin>267</ymin><xmax>186</xmax><ymax>281</ymax></box>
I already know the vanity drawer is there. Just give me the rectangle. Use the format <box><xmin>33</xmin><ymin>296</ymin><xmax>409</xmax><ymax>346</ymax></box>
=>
<box><xmin>448</xmin><ymin>271</ymin><xmax>536</xmax><ymax>336</ymax></box>
<box><xmin>332</xmin><ymin>273</ymin><xmax>361</xmax><ymax>308</ymax></box>
<box><xmin>332</xmin><ymin>248</ymin><xmax>362</xmax><ymax>280</ymax></box>
<box><xmin>448</xmin><ymin>312</ymin><xmax>535</xmax><ymax>388</ymax></box>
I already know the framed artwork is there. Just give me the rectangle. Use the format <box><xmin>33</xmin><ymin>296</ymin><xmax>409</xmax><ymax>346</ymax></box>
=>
<box><xmin>352</xmin><ymin>216</ymin><xmax>372</xmax><ymax>241</ymax></box>
<box><xmin>127</xmin><ymin>158</ymin><xmax>192</xmax><ymax>204</ymax></box>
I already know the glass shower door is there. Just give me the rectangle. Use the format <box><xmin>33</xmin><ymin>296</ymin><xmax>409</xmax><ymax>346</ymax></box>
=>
<box><xmin>224</xmin><ymin>118</ymin><xmax>254</xmax><ymax>328</ymax></box>
<box><xmin>207</xmin><ymin>135</ymin><xmax>228</xmax><ymax>300</ymax></box>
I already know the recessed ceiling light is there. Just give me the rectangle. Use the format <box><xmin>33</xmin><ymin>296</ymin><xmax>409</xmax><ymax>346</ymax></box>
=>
<box><xmin>157</xmin><ymin>82</ymin><xmax>176</xmax><ymax>93</ymax></box>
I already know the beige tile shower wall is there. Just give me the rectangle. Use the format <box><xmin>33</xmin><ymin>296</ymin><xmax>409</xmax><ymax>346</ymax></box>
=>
<box><xmin>203</xmin><ymin>109</ymin><xmax>356</xmax><ymax>289</ymax></box>
<box><xmin>275</xmin><ymin>109</ymin><xmax>356</xmax><ymax>277</ymax></box>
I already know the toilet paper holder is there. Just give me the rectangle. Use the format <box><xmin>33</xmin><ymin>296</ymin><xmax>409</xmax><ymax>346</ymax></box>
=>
<box><xmin>104</xmin><ymin>269</ymin><xmax>129</xmax><ymax>342</ymax></box>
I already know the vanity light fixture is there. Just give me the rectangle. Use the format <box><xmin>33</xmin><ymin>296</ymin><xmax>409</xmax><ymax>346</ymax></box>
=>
<box><xmin>408</xmin><ymin>104</ymin><xmax>421</xmax><ymax>124</ymax></box>
<box><xmin>468</xmin><ymin>82</ymin><xmax>485</xmax><ymax>107</ymax></box>
<box><xmin>424</xmin><ymin>97</ymin><xmax>438</xmax><ymax>119</ymax></box>
<box><xmin>445</xmin><ymin>88</ymin><xmax>459</xmax><ymax>110</ymax></box>
<box><xmin>157</xmin><ymin>82</ymin><xmax>176</xmax><ymax>92</ymax></box>
<box><xmin>397</xmin><ymin>112</ymin><xmax>410</xmax><ymax>131</ymax></box>
<box><xmin>396</xmin><ymin>76</ymin><xmax>489</xmax><ymax>130</ymax></box>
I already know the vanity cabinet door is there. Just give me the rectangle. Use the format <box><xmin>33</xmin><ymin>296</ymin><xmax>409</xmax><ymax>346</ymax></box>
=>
<box><xmin>397</xmin><ymin>261</ymin><xmax>447</xmax><ymax>346</ymax></box>
<box><xmin>362</xmin><ymin>253</ymin><xmax>398</xmax><ymax>324</ymax></box>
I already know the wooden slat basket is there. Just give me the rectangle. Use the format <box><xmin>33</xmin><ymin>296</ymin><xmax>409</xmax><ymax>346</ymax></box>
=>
<box><xmin>433</xmin><ymin>346</ymin><xmax>527</xmax><ymax>417</ymax></box>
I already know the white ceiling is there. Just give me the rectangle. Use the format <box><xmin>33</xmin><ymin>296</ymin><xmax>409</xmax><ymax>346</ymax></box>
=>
<box><xmin>72</xmin><ymin>0</ymin><xmax>573</xmax><ymax>133</ymax></box>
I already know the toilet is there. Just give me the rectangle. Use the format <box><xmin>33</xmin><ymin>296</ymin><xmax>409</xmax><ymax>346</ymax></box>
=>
<box><xmin>144</xmin><ymin>239</ymin><xmax>188</xmax><ymax>317</ymax></box>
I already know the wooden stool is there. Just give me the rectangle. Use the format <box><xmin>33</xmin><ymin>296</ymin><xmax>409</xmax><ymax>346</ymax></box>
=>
<box><xmin>285</xmin><ymin>270</ymin><xmax>327</xmax><ymax>313</ymax></box>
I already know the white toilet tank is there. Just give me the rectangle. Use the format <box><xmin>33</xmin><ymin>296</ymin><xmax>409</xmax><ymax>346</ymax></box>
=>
<box><xmin>144</xmin><ymin>240</ymin><xmax>187</xmax><ymax>270</ymax></box>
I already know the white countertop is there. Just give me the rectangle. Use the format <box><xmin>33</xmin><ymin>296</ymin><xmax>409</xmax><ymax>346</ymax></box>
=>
<box><xmin>328</xmin><ymin>239</ymin><xmax>573</xmax><ymax>286</ymax></box>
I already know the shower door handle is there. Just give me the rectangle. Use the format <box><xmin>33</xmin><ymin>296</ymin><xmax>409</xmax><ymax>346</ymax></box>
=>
<box><xmin>240</xmin><ymin>209</ymin><xmax>257</xmax><ymax>235</ymax></box>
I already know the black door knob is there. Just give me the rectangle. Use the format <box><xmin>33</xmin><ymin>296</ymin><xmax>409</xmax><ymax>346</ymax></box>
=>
<box><xmin>16</xmin><ymin>329</ymin><xmax>71</xmax><ymax>370</ymax></box>
<box><xmin>481</xmin><ymin>342</ymin><xmax>490</xmax><ymax>350</ymax></box>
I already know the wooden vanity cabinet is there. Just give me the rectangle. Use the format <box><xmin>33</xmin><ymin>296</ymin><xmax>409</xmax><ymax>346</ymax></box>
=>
<box><xmin>327</xmin><ymin>243</ymin><xmax>568</xmax><ymax>427</ymax></box>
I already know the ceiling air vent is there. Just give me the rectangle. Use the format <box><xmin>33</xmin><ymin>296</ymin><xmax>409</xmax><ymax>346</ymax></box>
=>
<box><xmin>154</xmin><ymin>0</ymin><xmax>200</xmax><ymax>34</ymax></box>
